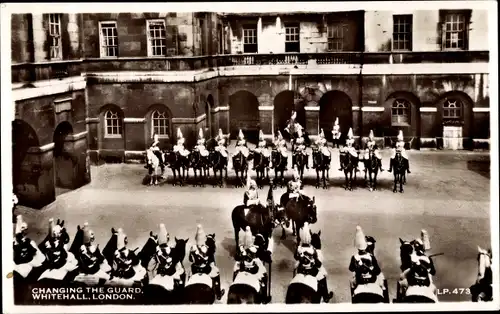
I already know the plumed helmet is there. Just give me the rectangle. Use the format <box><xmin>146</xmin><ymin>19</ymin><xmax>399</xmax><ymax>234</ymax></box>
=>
<box><xmin>238</xmin><ymin>129</ymin><xmax>245</xmax><ymax>140</ymax></box>
<box><xmin>291</xmin><ymin>110</ymin><xmax>297</xmax><ymax>120</ymax></box>
<box><xmin>277</xmin><ymin>131</ymin><xmax>283</xmax><ymax>140</ymax></box>
<box><xmin>421</xmin><ymin>229</ymin><xmax>431</xmax><ymax>251</ymax></box>
<box><xmin>369</xmin><ymin>130</ymin><xmax>374</xmax><ymax>141</ymax></box>
<box><xmin>218</xmin><ymin>128</ymin><xmax>224</xmax><ymax>138</ymax></box>
<box><xmin>195</xmin><ymin>224</ymin><xmax>206</xmax><ymax>246</ymax></box>
<box><xmin>259</xmin><ymin>130</ymin><xmax>264</xmax><ymax>141</ymax></box>
<box><xmin>15</xmin><ymin>215</ymin><xmax>27</xmax><ymax>235</ymax></box>
<box><xmin>158</xmin><ymin>223</ymin><xmax>169</xmax><ymax>246</ymax></box>
<box><xmin>198</xmin><ymin>128</ymin><xmax>204</xmax><ymax>140</ymax></box>
<box><xmin>116</xmin><ymin>228</ymin><xmax>127</xmax><ymax>250</ymax></box>
<box><xmin>397</xmin><ymin>130</ymin><xmax>404</xmax><ymax>142</ymax></box>
<box><xmin>177</xmin><ymin>128</ymin><xmax>183</xmax><ymax>140</ymax></box>
<box><xmin>293</xmin><ymin>168</ymin><xmax>300</xmax><ymax>180</ymax></box>
<box><xmin>82</xmin><ymin>222</ymin><xmax>92</xmax><ymax>245</ymax></box>
<box><xmin>320</xmin><ymin>128</ymin><xmax>325</xmax><ymax>138</ymax></box>
<box><xmin>348</xmin><ymin>128</ymin><xmax>354</xmax><ymax>139</ymax></box>
<box><xmin>243</xmin><ymin>226</ymin><xmax>254</xmax><ymax>250</ymax></box>
<box><xmin>334</xmin><ymin>117</ymin><xmax>339</xmax><ymax>126</ymax></box>
<box><xmin>48</xmin><ymin>218</ymin><xmax>63</xmax><ymax>239</ymax></box>
<box><xmin>297</xmin><ymin>128</ymin><xmax>303</xmax><ymax>137</ymax></box>
<box><xmin>355</xmin><ymin>225</ymin><xmax>368</xmax><ymax>250</ymax></box>
<box><xmin>300</xmin><ymin>222</ymin><xmax>312</xmax><ymax>245</ymax></box>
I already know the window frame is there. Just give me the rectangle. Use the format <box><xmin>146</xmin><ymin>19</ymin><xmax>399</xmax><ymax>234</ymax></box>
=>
<box><xmin>327</xmin><ymin>23</ymin><xmax>347</xmax><ymax>52</ymax></box>
<box><xmin>146</xmin><ymin>19</ymin><xmax>167</xmax><ymax>57</ymax></box>
<box><xmin>99</xmin><ymin>21</ymin><xmax>119</xmax><ymax>58</ymax></box>
<box><xmin>442</xmin><ymin>12</ymin><xmax>467</xmax><ymax>51</ymax></box>
<box><xmin>391</xmin><ymin>99</ymin><xmax>411</xmax><ymax>126</ymax></box>
<box><xmin>151</xmin><ymin>110</ymin><xmax>170</xmax><ymax>139</ymax></box>
<box><xmin>392</xmin><ymin>14</ymin><xmax>413</xmax><ymax>52</ymax></box>
<box><xmin>243</xmin><ymin>26</ymin><xmax>258</xmax><ymax>53</ymax></box>
<box><xmin>442</xmin><ymin>99</ymin><xmax>463</xmax><ymax>119</ymax></box>
<box><xmin>284</xmin><ymin>23</ymin><xmax>300</xmax><ymax>53</ymax></box>
<box><xmin>48</xmin><ymin>14</ymin><xmax>62</xmax><ymax>60</ymax></box>
<box><xmin>104</xmin><ymin>110</ymin><xmax>123</xmax><ymax>138</ymax></box>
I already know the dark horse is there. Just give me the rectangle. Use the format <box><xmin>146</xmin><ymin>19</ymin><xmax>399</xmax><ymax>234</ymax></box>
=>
<box><xmin>363</xmin><ymin>149</ymin><xmax>383</xmax><ymax>191</ymax></box>
<box><xmin>252</xmin><ymin>151</ymin><xmax>270</xmax><ymax>188</ymax></box>
<box><xmin>209</xmin><ymin>150</ymin><xmax>228</xmax><ymax>188</ymax></box>
<box><xmin>391</xmin><ymin>152</ymin><xmax>408</xmax><ymax>193</ymax></box>
<box><xmin>312</xmin><ymin>148</ymin><xmax>330</xmax><ymax>189</ymax></box>
<box><xmin>279</xmin><ymin>193</ymin><xmax>317</xmax><ymax>243</ymax></box>
<box><xmin>166</xmin><ymin>150</ymin><xmax>190</xmax><ymax>186</ymax></box>
<box><xmin>470</xmin><ymin>247</ymin><xmax>493</xmax><ymax>302</ymax></box>
<box><xmin>340</xmin><ymin>151</ymin><xmax>359</xmax><ymax>191</ymax></box>
<box><xmin>232</xmin><ymin>184</ymin><xmax>277</xmax><ymax>248</ymax></box>
<box><xmin>271</xmin><ymin>149</ymin><xmax>288</xmax><ymax>188</ymax></box>
<box><xmin>232</xmin><ymin>151</ymin><xmax>252</xmax><ymax>188</ymax></box>
<box><xmin>189</xmin><ymin>150</ymin><xmax>210</xmax><ymax>187</ymax></box>
<box><xmin>293</xmin><ymin>152</ymin><xmax>308</xmax><ymax>181</ymax></box>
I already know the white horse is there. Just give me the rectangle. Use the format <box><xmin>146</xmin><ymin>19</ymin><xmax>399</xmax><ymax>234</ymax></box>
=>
<box><xmin>146</xmin><ymin>148</ymin><xmax>165</xmax><ymax>185</ymax></box>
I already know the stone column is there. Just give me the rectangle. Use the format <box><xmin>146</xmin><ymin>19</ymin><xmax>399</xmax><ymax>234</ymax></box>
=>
<box><xmin>67</xmin><ymin>13</ymin><xmax>80</xmax><ymax>57</ymax></box>
<box><xmin>257</xmin><ymin>17</ymin><xmax>263</xmax><ymax>54</ymax></box>
<box><xmin>32</xmin><ymin>14</ymin><xmax>47</xmax><ymax>62</ymax></box>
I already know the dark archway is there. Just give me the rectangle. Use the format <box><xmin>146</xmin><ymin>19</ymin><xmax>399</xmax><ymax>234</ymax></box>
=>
<box><xmin>318</xmin><ymin>91</ymin><xmax>353</xmax><ymax>142</ymax></box>
<box><xmin>53</xmin><ymin>121</ymin><xmax>75</xmax><ymax>189</ymax></box>
<box><xmin>229</xmin><ymin>90</ymin><xmax>260</xmax><ymax>141</ymax></box>
<box><xmin>206</xmin><ymin>94</ymin><xmax>214</xmax><ymax>138</ymax></box>
<box><xmin>273</xmin><ymin>90</ymin><xmax>306</xmax><ymax>137</ymax></box>
<box><xmin>12</xmin><ymin>120</ymin><xmax>40</xmax><ymax>196</ymax></box>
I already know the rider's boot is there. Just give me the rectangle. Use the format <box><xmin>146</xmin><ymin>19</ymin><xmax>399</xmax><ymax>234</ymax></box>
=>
<box><xmin>318</xmin><ymin>278</ymin><xmax>334</xmax><ymax>303</ymax></box>
<box><xmin>379</xmin><ymin>158</ymin><xmax>384</xmax><ymax>172</ymax></box>
<box><xmin>406</xmin><ymin>161</ymin><xmax>411</xmax><ymax>174</ymax></box>
<box><xmin>213</xmin><ymin>274</ymin><xmax>225</xmax><ymax>300</ymax></box>
<box><xmin>388</xmin><ymin>159</ymin><xmax>393</xmax><ymax>173</ymax></box>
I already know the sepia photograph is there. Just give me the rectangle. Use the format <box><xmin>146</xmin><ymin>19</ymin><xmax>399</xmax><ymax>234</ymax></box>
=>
<box><xmin>1</xmin><ymin>1</ymin><xmax>498</xmax><ymax>312</ymax></box>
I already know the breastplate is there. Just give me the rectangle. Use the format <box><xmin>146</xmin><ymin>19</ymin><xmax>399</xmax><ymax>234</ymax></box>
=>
<box><xmin>14</xmin><ymin>240</ymin><xmax>35</xmax><ymax>264</ymax></box>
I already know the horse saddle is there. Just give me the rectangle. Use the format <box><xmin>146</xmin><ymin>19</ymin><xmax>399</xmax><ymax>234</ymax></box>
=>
<box><xmin>290</xmin><ymin>273</ymin><xmax>318</xmax><ymax>292</ymax></box>
<box><xmin>150</xmin><ymin>273</ymin><xmax>176</xmax><ymax>291</ymax></box>
<box><xmin>353</xmin><ymin>282</ymin><xmax>384</xmax><ymax>297</ymax></box>
<box><xmin>39</xmin><ymin>267</ymin><xmax>68</xmax><ymax>281</ymax></box>
<box><xmin>405</xmin><ymin>285</ymin><xmax>438</xmax><ymax>302</ymax></box>
<box><xmin>233</xmin><ymin>271</ymin><xmax>262</xmax><ymax>293</ymax></box>
<box><xmin>320</xmin><ymin>147</ymin><xmax>331</xmax><ymax>156</ymax></box>
<box><xmin>186</xmin><ymin>273</ymin><xmax>213</xmax><ymax>288</ymax></box>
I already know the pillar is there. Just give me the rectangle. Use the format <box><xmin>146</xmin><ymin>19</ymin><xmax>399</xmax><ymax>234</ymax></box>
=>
<box><xmin>32</xmin><ymin>14</ymin><xmax>47</xmax><ymax>62</ymax></box>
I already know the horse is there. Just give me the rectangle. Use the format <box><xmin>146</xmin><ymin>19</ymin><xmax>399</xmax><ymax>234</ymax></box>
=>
<box><xmin>189</xmin><ymin>149</ymin><xmax>210</xmax><ymax>187</ymax></box>
<box><xmin>251</xmin><ymin>150</ymin><xmax>271</xmax><ymax>188</ymax></box>
<box><xmin>209</xmin><ymin>149</ymin><xmax>228</xmax><ymax>188</ymax></box>
<box><xmin>146</xmin><ymin>148</ymin><xmax>165</xmax><ymax>185</ymax></box>
<box><xmin>279</xmin><ymin>193</ymin><xmax>317</xmax><ymax>243</ymax></box>
<box><xmin>363</xmin><ymin>149</ymin><xmax>382</xmax><ymax>191</ymax></box>
<box><xmin>312</xmin><ymin>148</ymin><xmax>330</xmax><ymax>189</ymax></box>
<box><xmin>165</xmin><ymin>150</ymin><xmax>190</xmax><ymax>186</ymax></box>
<box><xmin>38</xmin><ymin>219</ymin><xmax>70</xmax><ymax>255</ymax></box>
<box><xmin>293</xmin><ymin>152</ymin><xmax>308</xmax><ymax>180</ymax></box>
<box><xmin>391</xmin><ymin>151</ymin><xmax>408</xmax><ymax>193</ymax></box>
<box><xmin>271</xmin><ymin>149</ymin><xmax>288</xmax><ymax>188</ymax></box>
<box><xmin>470</xmin><ymin>247</ymin><xmax>493</xmax><ymax>302</ymax></box>
<box><xmin>340</xmin><ymin>150</ymin><xmax>359</xmax><ymax>191</ymax></box>
<box><xmin>232</xmin><ymin>151</ymin><xmax>252</xmax><ymax>188</ymax></box>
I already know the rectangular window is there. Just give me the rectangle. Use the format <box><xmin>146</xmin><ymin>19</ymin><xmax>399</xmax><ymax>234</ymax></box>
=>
<box><xmin>391</xmin><ymin>99</ymin><xmax>410</xmax><ymax>126</ymax></box>
<box><xmin>48</xmin><ymin>14</ymin><xmax>62</xmax><ymax>60</ymax></box>
<box><xmin>285</xmin><ymin>24</ymin><xmax>300</xmax><ymax>53</ymax></box>
<box><xmin>99</xmin><ymin>21</ymin><xmax>118</xmax><ymax>58</ymax></box>
<box><xmin>243</xmin><ymin>26</ymin><xmax>258</xmax><ymax>53</ymax></box>
<box><xmin>443</xmin><ymin>13</ymin><xmax>466</xmax><ymax>50</ymax></box>
<box><xmin>327</xmin><ymin>23</ymin><xmax>347</xmax><ymax>52</ymax></box>
<box><xmin>393</xmin><ymin>15</ymin><xmax>413</xmax><ymax>51</ymax></box>
<box><xmin>147</xmin><ymin>20</ymin><xmax>167</xmax><ymax>57</ymax></box>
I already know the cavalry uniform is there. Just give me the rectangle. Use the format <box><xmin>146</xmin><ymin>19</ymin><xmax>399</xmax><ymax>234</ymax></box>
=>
<box><xmin>288</xmin><ymin>170</ymin><xmax>304</xmax><ymax>200</ymax></box>
<box><xmin>399</xmin><ymin>230</ymin><xmax>436</xmax><ymax>295</ymax></box>
<box><xmin>361</xmin><ymin>130</ymin><xmax>384</xmax><ymax>171</ymax></box>
<box><xmin>173</xmin><ymin>128</ymin><xmax>190</xmax><ymax>157</ymax></box>
<box><xmin>339</xmin><ymin>128</ymin><xmax>359</xmax><ymax>172</ymax></box>
<box><xmin>274</xmin><ymin>131</ymin><xmax>288</xmax><ymax>157</ymax></box>
<box><xmin>189</xmin><ymin>224</ymin><xmax>225</xmax><ymax>300</ymax></box>
<box><xmin>75</xmin><ymin>223</ymin><xmax>111</xmax><ymax>284</ymax></box>
<box><xmin>214</xmin><ymin>128</ymin><xmax>228</xmax><ymax>158</ymax></box>
<box><xmin>331</xmin><ymin>117</ymin><xmax>341</xmax><ymax>147</ymax></box>
<box><xmin>233</xmin><ymin>227</ymin><xmax>269</xmax><ymax>302</ymax></box>
<box><xmin>294</xmin><ymin>223</ymin><xmax>334</xmax><ymax>303</ymax></box>
<box><xmin>194</xmin><ymin>128</ymin><xmax>210</xmax><ymax>157</ymax></box>
<box><xmin>293</xmin><ymin>128</ymin><xmax>309</xmax><ymax>170</ymax></box>
<box><xmin>13</xmin><ymin>215</ymin><xmax>45</xmax><ymax>278</ymax></box>
<box><xmin>151</xmin><ymin>224</ymin><xmax>185</xmax><ymax>289</ymax></box>
<box><xmin>150</xmin><ymin>134</ymin><xmax>165</xmax><ymax>168</ymax></box>
<box><xmin>244</xmin><ymin>176</ymin><xmax>261</xmax><ymax>207</ymax></box>
<box><xmin>255</xmin><ymin>130</ymin><xmax>271</xmax><ymax>157</ymax></box>
<box><xmin>349</xmin><ymin>226</ymin><xmax>385</xmax><ymax>293</ymax></box>
<box><xmin>389</xmin><ymin>130</ymin><xmax>411</xmax><ymax>173</ymax></box>
<box><xmin>235</xmin><ymin>129</ymin><xmax>250</xmax><ymax>158</ymax></box>
<box><xmin>315</xmin><ymin>129</ymin><xmax>331</xmax><ymax>157</ymax></box>
<box><xmin>111</xmin><ymin>228</ymin><xmax>146</xmax><ymax>284</ymax></box>
<box><xmin>285</xmin><ymin>110</ymin><xmax>304</xmax><ymax>137</ymax></box>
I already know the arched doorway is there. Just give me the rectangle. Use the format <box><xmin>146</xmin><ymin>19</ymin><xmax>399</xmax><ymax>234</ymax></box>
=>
<box><xmin>436</xmin><ymin>91</ymin><xmax>474</xmax><ymax>150</ymax></box>
<box><xmin>273</xmin><ymin>90</ymin><xmax>306</xmax><ymax>138</ymax></box>
<box><xmin>318</xmin><ymin>91</ymin><xmax>353</xmax><ymax>141</ymax></box>
<box><xmin>53</xmin><ymin>121</ymin><xmax>75</xmax><ymax>189</ymax></box>
<box><xmin>12</xmin><ymin>120</ymin><xmax>40</xmax><ymax>199</ymax></box>
<box><xmin>229</xmin><ymin>90</ymin><xmax>260</xmax><ymax>141</ymax></box>
<box><xmin>206</xmin><ymin>94</ymin><xmax>214</xmax><ymax>138</ymax></box>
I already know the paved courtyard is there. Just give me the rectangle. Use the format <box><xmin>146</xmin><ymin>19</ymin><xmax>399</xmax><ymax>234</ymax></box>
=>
<box><xmin>13</xmin><ymin>146</ymin><xmax>491</xmax><ymax>303</ymax></box>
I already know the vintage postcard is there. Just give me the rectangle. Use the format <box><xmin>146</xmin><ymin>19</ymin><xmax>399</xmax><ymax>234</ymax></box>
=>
<box><xmin>1</xmin><ymin>1</ymin><xmax>498</xmax><ymax>313</ymax></box>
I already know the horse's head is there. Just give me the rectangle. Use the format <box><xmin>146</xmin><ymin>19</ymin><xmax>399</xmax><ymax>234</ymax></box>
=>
<box><xmin>206</xmin><ymin>233</ymin><xmax>216</xmax><ymax>252</ymax></box>
<box><xmin>399</xmin><ymin>238</ymin><xmax>414</xmax><ymax>269</ymax></box>
<box><xmin>253</xmin><ymin>234</ymin><xmax>272</xmax><ymax>264</ymax></box>
<box><xmin>174</xmin><ymin>237</ymin><xmax>189</xmax><ymax>263</ymax></box>
<box><xmin>51</xmin><ymin>219</ymin><xmax>70</xmax><ymax>245</ymax></box>
<box><xmin>477</xmin><ymin>246</ymin><xmax>493</xmax><ymax>283</ymax></box>
<box><xmin>365</xmin><ymin>236</ymin><xmax>376</xmax><ymax>255</ymax></box>
<box><xmin>306</xmin><ymin>196</ymin><xmax>318</xmax><ymax>224</ymax></box>
<box><xmin>310</xmin><ymin>230</ymin><xmax>322</xmax><ymax>250</ymax></box>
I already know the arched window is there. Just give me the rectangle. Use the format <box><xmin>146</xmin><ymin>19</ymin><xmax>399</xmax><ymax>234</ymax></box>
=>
<box><xmin>151</xmin><ymin>110</ymin><xmax>170</xmax><ymax>138</ymax></box>
<box><xmin>391</xmin><ymin>99</ymin><xmax>410</xmax><ymax>126</ymax></box>
<box><xmin>104</xmin><ymin>110</ymin><xmax>122</xmax><ymax>138</ymax></box>
<box><xmin>443</xmin><ymin>99</ymin><xmax>462</xmax><ymax>119</ymax></box>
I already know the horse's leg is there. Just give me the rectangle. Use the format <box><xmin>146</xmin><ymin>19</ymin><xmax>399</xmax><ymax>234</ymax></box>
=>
<box><xmin>373</xmin><ymin>170</ymin><xmax>378</xmax><ymax>190</ymax></box>
<box><xmin>234</xmin><ymin>227</ymin><xmax>240</xmax><ymax>251</ymax></box>
<box><xmin>292</xmin><ymin>220</ymin><xmax>296</xmax><ymax>236</ymax></box>
<box><xmin>323</xmin><ymin>169</ymin><xmax>327</xmax><ymax>189</ymax></box>
<box><xmin>316</xmin><ymin>170</ymin><xmax>320</xmax><ymax>189</ymax></box>
<box><xmin>344</xmin><ymin>170</ymin><xmax>348</xmax><ymax>190</ymax></box>
<box><xmin>368</xmin><ymin>170</ymin><xmax>373</xmax><ymax>191</ymax></box>
<box><xmin>400</xmin><ymin>172</ymin><xmax>404</xmax><ymax>193</ymax></box>
<box><xmin>281</xmin><ymin>224</ymin><xmax>286</xmax><ymax>240</ymax></box>
<box><xmin>393</xmin><ymin>173</ymin><xmax>398</xmax><ymax>193</ymax></box>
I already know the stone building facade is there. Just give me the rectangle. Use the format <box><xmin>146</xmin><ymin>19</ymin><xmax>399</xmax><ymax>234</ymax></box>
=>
<box><xmin>11</xmin><ymin>10</ymin><xmax>491</xmax><ymax>208</ymax></box>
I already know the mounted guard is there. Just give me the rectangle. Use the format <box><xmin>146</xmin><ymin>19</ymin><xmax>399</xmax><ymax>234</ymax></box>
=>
<box><xmin>244</xmin><ymin>174</ymin><xmax>262</xmax><ymax>207</ymax></box>
<box><xmin>13</xmin><ymin>215</ymin><xmax>45</xmax><ymax>279</ymax></box>
<box><xmin>288</xmin><ymin>169</ymin><xmax>304</xmax><ymax>200</ymax></box>
<box><xmin>389</xmin><ymin>130</ymin><xmax>411</xmax><ymax>174</ymax></box>
<box><xmin>361</xmin><ymin>130</ymin><xmax>383</xmax><ymax>170</ymax></box>
<box><xmin>194</xmin><ymin>128</ymin><xmax>210</xmax><ymax>157</ymax></box>
<box><xmin>339</xmin><ymin>128</ymin><xmax>359</xmax><ymax>172</ymax></box>
<box><xmin>293</xmin><ymin>223</ymin><xmax>334</xmax><ymax>303</ymax></box>
<box><xmin>315</xmin><ymin>129</ymin><xmax>330</xmax><ymax>158</ymax></box>
<box><xmin>235</xmin><ymin>129</ymin><xmax>250</xmax><ymax>158</ymax></box>
<box><xmin>274</xmin><ymin>131</ymin><xmax>288</xmax><ymax>157</ymax></box>
<box><xmin>189</xmin><ymin>224</ymin><xmax>225</xmax><ymax>300</ymax></box>
<box><xmin>285</xmin><ymin>110</ymin><xmax>304</xmax><ymax>138</ymax></box>
<box><xmin>331</xmin><ymin>117</ymin><xmax>341</xmax><ymax>148</ymax></box>
<box><xmin>110</xmin><ymin>228</ymin><xmax>147</xmax><ymax>286</ymax></box>
<box><xmin>173</xmin><ymin>128</ymin><xmax>190</xmax><ymax>157</ymax></box>
<box><xmin>255</xmin><ymin>130</ymin><xmax>271</xmax><ymax>158</ymax></box>
<box><xmin>215</xmin><ymin>128</ymin><xmax>228</xmax><ymax>158</ymax></box>
<box><xmin>293</xmin><ymin>128</ymin><xmax>309</xmax><ymax>170</ymax></box>
<box><xmin>147</xmin><ymin>133</ymin><xmax>165</xmax><ymax>171</ymax></box>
